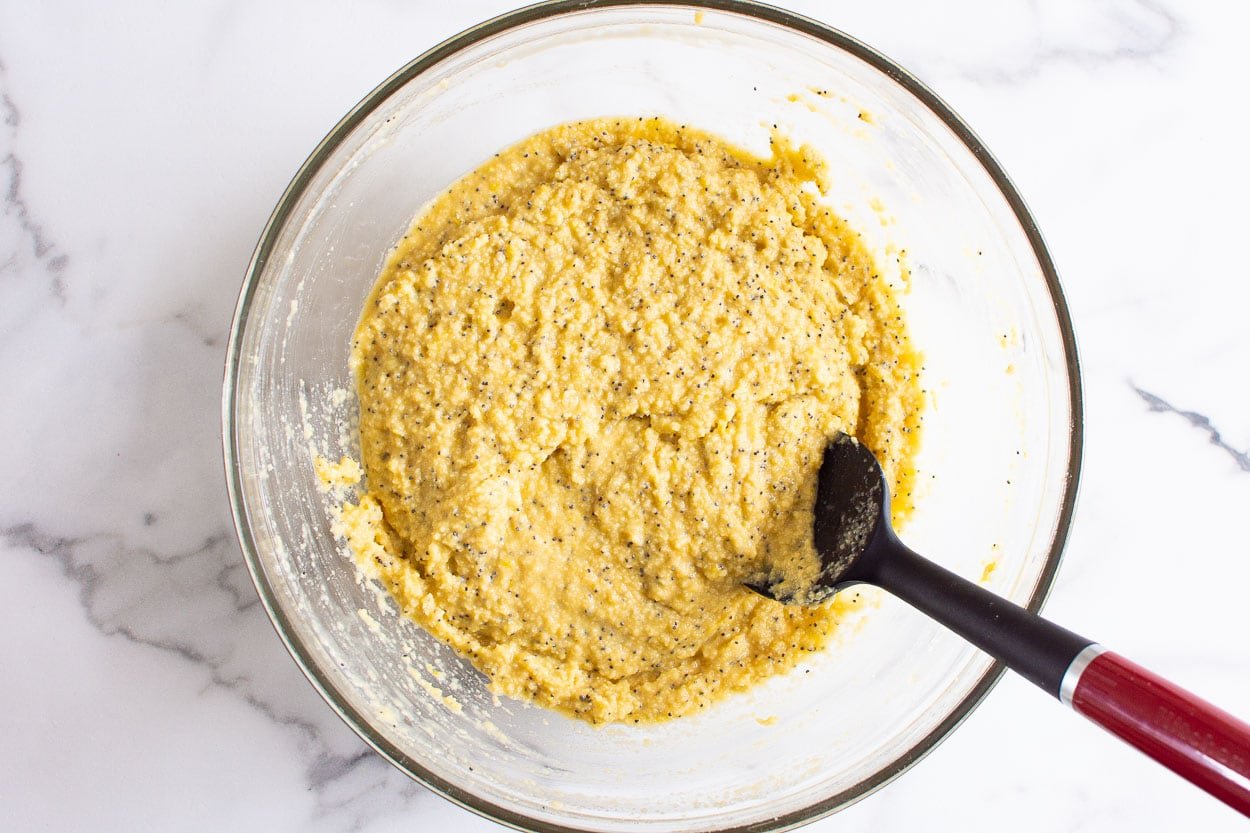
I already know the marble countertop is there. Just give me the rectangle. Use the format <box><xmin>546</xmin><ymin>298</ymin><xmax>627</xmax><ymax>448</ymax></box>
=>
<box><xmin>3</xmin><ymin>1</ymin><xmax>1248</xmax><ymax>830</ymax></box>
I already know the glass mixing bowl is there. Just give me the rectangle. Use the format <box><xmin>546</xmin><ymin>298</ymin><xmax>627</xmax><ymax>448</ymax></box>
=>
<box><xmin>223</xmin><ymin>2</ymin><xmax>1082</xmax><ymax>830</ymax></box>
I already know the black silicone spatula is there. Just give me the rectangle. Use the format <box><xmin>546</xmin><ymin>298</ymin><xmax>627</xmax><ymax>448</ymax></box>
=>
<box><xmin>751</xmin><ymin>433</ymin><xmax>1250</xmax><ymax>816</ymax></box>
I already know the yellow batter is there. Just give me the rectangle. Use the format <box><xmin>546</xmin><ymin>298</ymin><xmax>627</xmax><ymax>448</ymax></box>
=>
<box><xmin>338</xmin><ymin>117</ymin><xmax>922</xmax><ymax>724</ymax></box>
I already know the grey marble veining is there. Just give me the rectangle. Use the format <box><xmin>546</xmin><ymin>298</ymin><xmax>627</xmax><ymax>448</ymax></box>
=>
<box><xmin>1</xmin><ymin>1</ymin><xmax>1248</xmax><ymax>831</ymax></box>
<box><xmin>958</xmin><ymin>0</ymin><xmax>1182</xmax><ymax>85</ymax></box>
<box><xmin>0</xmin><ymin>520</ymin><xmax>419</xmax><ymax>822</ymax></box>
<box><xmin>1132</xmin><ymin>385</ymin><xmax>1250</xmax><ymax>472</ymax></box>
<box><xmin>1</xmin><ymin>63</ymin><xmax>67</xmax><ymax>303</ymax></box>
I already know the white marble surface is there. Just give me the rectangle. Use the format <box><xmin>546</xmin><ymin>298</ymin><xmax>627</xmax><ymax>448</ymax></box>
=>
<box><xmin>2</xmin><ymin>1</ymin><xmax>1248</xmax><ymax>830</ymax></box>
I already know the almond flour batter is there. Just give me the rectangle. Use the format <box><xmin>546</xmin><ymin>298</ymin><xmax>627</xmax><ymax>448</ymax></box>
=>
<box><xmin>336</xmin><ymin>117</ymin><xmax>922</xmax><ymax>724</ymax></box>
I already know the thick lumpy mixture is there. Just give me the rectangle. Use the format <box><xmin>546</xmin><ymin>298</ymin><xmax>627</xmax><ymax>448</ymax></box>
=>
<box><xmin>338</xmin><ymin>117</ymin><xmax>922</xmax><ymax>724</ymax></box>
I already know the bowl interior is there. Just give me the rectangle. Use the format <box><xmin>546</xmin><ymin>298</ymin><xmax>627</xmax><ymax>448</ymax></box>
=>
<box><xmin>227</xmin><ymin>5</ymin><xmax>1077</xmax><ymax>831</ymax></box>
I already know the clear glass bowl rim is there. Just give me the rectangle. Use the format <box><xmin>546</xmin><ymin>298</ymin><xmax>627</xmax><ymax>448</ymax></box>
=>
<box><xmin>221</xmin><ymin>1</ymin><xmax>1085</xmax><ymax>830</ymax></box>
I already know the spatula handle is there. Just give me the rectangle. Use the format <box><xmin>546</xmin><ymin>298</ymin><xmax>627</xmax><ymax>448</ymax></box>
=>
<box><xmin>1062</xmin><ymin>647</ymin><xmax>1250</xmax><ymax>815</ymax></box>
<box><xmin>869</xmin><ymin>538</ymin><xmax>1250</xmax><ymax>816</ymax></box>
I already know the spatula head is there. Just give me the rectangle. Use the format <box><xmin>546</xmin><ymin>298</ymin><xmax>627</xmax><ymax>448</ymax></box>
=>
<box><xmin>811</xmin><ymin>433</ymin><xmax>889</xmax><ymax>582</ymax></box>
<box><xmin>750</xmin><ymin>433</ymin><xmax>889</xmax><ymax>604</ymax></box>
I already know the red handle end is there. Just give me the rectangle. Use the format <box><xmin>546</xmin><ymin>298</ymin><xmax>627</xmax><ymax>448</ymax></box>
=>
<box><xmin>1070</xmin><ymin>650</ymin><xmax>1250</xmax><ymax>816</ymax></box>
